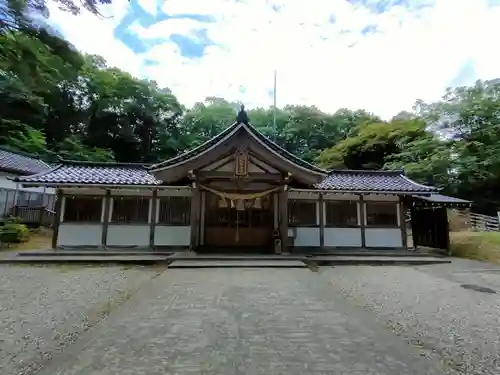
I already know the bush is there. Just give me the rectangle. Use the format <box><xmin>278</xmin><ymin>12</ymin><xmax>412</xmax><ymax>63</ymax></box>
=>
<box><xmin>0</xmin><ymin>223</ymin><xmax>30</xmax><ymax>244</ymax></box>
<box><xmin>0</xmin><ymin>216</ymin><xmax>22</xmax><ymax>226</ymax></box>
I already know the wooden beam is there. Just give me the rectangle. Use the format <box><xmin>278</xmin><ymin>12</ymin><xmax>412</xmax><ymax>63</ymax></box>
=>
<box><xmin>149</xmin><ymin>190</ymin><xmax>158</xmax><ymax>249</ymax></box>
<box><xmin>279</xmin><ymin>187</ymin><xmax>288</xmax><ymax>253</ymax></box>
<box><xmin>200</xmin><ymin>191</ymin><xmax>206</xmax><ymax>246</ymax></box>
<box><xmin>190</xmin><ymin>185</ymin><xmax>201</xmax><ymax>250</ymax></box>
<box><xmin>197</xmin><ymin>170</ymin><xmax>282</xmax><ymax>181</ymax></box>
<box><xmin>319</xmin><ymin>193</ymin><xmax>325</xmax><ymax>249</ymax></box>
<box><xmin>101</xmin><ymin>190</ymin><xmax>111</xmax><ymax>248</ymax></box>
<box><xmin>51</xmin><ymin>189</ymin><xmax>63</xmax><ymax>249</ymax></box>
<box><xmin>399</xmin><ymin>198</ymin><xmax>408</xmax><ymax>250</ymax></box>
<box><xmin>359</xmin><ymin>194</ymin><xmax>366</xmax><ymax>248</ymax></box>
<box><xmin>444</xmin><ymin>208</ymin><xmax>451</xmax><ymax>255</ymax></box>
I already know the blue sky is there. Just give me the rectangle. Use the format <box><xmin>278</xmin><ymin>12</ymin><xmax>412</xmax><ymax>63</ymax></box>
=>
<box><xmin>48</xmin><ymin>0</ymin><xmax>500</xmax><ymax>119</ymax></box>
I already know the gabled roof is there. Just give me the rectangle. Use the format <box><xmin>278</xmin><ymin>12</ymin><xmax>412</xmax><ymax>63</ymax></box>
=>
<box><xmin>15</xmin><ymin>160</ymin><xmax>437</xmax><ymax>194</ymax></box>
<box><xmin>149</xmin><ymin>121</ymin><xmax>327</xmax><ymax>175</ymax></box>
<box><xmin>314</xmin><ymin>170</ymin><xmax>436</xmax><ymax>193</ymax></box>
<box><xmin>15</xmin><ymin>160</ymin><xmax>161</xmax><ymax>187</ymax></box>
<box><xmin>11</xmin><ymin>107</ymin><xmax>438</xmax><ymax>194</ymax></box>
<box><xmin>0</xmin><ymin>148</ymin><xmax>51</xmax><ymax>175</ymax></box>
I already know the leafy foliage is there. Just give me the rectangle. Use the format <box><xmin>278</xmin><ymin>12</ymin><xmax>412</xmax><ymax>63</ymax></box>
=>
<box><xmin>316</xmin><ymin>119</ymin><xmax>428</xmax><ymax>170</ymax></box>
<box><xmin>0</xmin><ymin>217</ymin><xmax>30</xmax><ymax>244</ymax></box>
<box><xmin>1</xmin><ymin>2</ymin><xmax>500</xmax><ymax>215</ymax></box>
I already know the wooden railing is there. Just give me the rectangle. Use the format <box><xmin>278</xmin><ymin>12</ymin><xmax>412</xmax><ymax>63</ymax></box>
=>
<box><xmin>452</xmin><ymin>209</ymin><xmax>499</xmax><ymax>232</ymax></box>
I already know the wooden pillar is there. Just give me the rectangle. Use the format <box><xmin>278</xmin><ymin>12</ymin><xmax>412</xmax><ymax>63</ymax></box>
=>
<box><xmin>200</xmin><ymin>191</ymin><xmax>206</xmax><ymax>246</ymax></box>
<box><xmin>319</xmin><ymin>193</ymin><xmax>325</xmax><ymax>249</ymax></box>
<box><xmin>190</xmin><ymin>184</ymin><xmax>201</xmax><ymax>250</ymax></box>
<box><xmin>149</xmin><ymin>189</ymin><xmax>158</xmax><ymax>249</ymax></box>
<box><xmin>101</xmin><ymin>190</ymin><xmax>111</xmax><ymax>249</ymax></box>
<box><xmin>359</xmin><ymin>194</ymin><xmax>366</xmax><ymax>248</ymax></box>
<box><xmin>399</xmin><ymin>198</ymin><xmax>408</xmax><ymax>250</ymax></box>
<box><xmin>51</xmin><ymin>189</ymin><xmax>63</xmax><ymax>249</ymax></box>
<box><xmin>2</xmin><ymin>188</ymin><xmax>9</xmax><ymax>217</ymax></box>
<box><xmin>13</xmin><ymin>182</ymin><xmax>19</xmax><ymax>209</ymax></box>
<box><xmin>279</xmin><ymin>186</ymin><xmax>288</xmax><ymax>253</ymax></box>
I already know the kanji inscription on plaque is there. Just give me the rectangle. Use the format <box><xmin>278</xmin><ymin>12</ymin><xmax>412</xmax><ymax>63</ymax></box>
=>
<box><xmin>234</xmin><ymin>149</ymin><xmax>249</xmax><ymax>176</ymax></box>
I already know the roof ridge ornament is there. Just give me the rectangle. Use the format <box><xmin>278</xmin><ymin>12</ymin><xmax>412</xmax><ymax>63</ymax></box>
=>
<box><xmin>236</xmin><ymin>104</ymin><xmax>249</xmax><ymax>125</ymax></box>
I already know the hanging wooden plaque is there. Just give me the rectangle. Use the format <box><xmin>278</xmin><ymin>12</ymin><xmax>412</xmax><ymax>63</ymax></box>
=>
<box><xmin>234</xmin><ymin>149</ymin><xmax>249</xmax><ymax>176</ymax></box>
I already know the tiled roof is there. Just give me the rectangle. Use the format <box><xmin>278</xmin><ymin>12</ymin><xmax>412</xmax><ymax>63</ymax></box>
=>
<box><xmin>249</xmin><ymin>123</ymin><xmax>326</xmax><ymax>174</ymax></box>
<box><xmin>314</xmin><ymin>170</ymin><xmax>436</xmax><ymax>193</ymax></box>
<box><xmin>0</xmin><ymin>148</ymin><xmax>51</xmax><ymax>175</ymax></box>
<box><xmin>413</xmin><ymin>194</ymin><xmax>471</xmax><ymax>205</ymax></box>
<box><xmin>150</xmin><ymin>121</ymin><xmax>326</xmax><ymax>174</ymax></box>
<box><xmin>150</xmin><ymin>124</ymin><xmax>236</xmax><ymax>170</ymax></box>
<box><xmin>16</xmin><ymin>161</ymin><xmax>161</xmax><ymax>186</ymax></box>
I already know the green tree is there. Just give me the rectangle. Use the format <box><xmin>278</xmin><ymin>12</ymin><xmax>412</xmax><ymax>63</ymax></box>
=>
<box><xmin>415</xmin><ymin>79</ymin><xmax>500</xmax><ymax>213</ymax></box>
<box><xmin>315</xmin><ymin>119</ymin><xmax>427</xmax><ymax>170</ymax></box>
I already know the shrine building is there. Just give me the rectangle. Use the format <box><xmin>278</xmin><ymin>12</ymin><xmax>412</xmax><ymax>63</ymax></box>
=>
<box><xmin>15</xmin><ymin>107</ymin><xmax>470</xmax><ymax>253</ymax></box>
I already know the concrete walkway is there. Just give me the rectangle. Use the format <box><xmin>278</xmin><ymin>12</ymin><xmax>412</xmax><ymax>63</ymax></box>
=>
<box><xmin>38</xmin><ymin>269</ymin><xmax>446</xmax><ymax>375</ymax></box>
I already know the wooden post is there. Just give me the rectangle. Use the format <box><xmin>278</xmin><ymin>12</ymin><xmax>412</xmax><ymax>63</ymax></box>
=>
<box><xmin>101</xmin><ymin>190</ymin><xmax>111</xmax><ymax>249</ymax></box>
<box><xmin>2</xmin><ymin>188</ymin><xmax>9</xmax><ymax>217</ymax></box>
<box><xmin>52</xmin><ymin>189</ymin><xmax>63</xmax><ymax>249</ymax></box>
<box><xmin>279</xmin><ymin>186</ymin><xmax>288</xmax><ymax>253</ymax></box>
<box><xmin>190</xmin><ymin>184</ymin><xmax>201</xmax><ymax>251</ymax></box>
<box><xmin>442</xmin><ymin>207</ymin><xmax>451</xmax><ymax>256</ymax></box>
<box><xmin>400</xmin><ymin>198</ymin><xmax>408</xmax><ymax>250</ymax></box>
<box><xmin>359</xmin><ymin>194</ymin><xmax>366</xmax><ymax>248</ymax></box>
<box><xmin>319</xmin><ymin>193</ymin><xmax>325</xmax><ymax>249</ymax></box>
<box><xmin>12</xmin><ymin>183</ymin><xmax>19</xmax><ymax>211</ymax></box>
<box><xmin>149</xmin><ymin>190</ymin><xmax>158</xmax><ymax>249</ymax></box>
<box><xmin>200</xmin><ymin>191</ymin><xmax>206</xmax><ymax>246</ymax></box>
<box><xmin>39</xmin><ymin>207</ymin><xmax>44</xmax><ymax>227</ymax></box>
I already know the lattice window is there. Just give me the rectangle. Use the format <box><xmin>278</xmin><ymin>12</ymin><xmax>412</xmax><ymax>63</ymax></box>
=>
<box><xmin>365</xmin><ymin>202</ymin><xmax>399</xmax><ymax>227</ymax></box>
<box><xmin>325</xmin><ymin>201</ymin><xmax>358</xmax><ymax>227</ymax></box>
<box><xmin>288</xmin><ymin>199</ymin><xmax>317</xmax><ymax>226</ymax></box>
<box><xmin>111</xmin><ymin>197</ymin><xmax>150</xmax><ymax>223</ymax></box>
<box><xmin>64</xmin><ymin>196</ymin><xmax>102</xmax><ymax>222</ymax></box>
<box><xmin>158</xmin><ymin>196</ymin><xmax>191</xmax><ymax>225</ymax></box>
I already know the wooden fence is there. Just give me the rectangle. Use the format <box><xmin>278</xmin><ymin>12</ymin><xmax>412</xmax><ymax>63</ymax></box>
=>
<box><xmin>452</xmin><ymin>209</ymin><xmax>500</xmax><ymax>232</ymax></box>
<box><xmin>0</xmin><ymin>188</ymin><xmax>55</xmax><ymax>228</ymax></box>
<box><xmin>11</xmin><ymin>206</ymin><xmax>56</xmax><ymax>228</ymax></box>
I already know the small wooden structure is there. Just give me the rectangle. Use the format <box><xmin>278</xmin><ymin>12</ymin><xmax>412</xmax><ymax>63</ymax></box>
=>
<box><xmin>410</xmin><ymin>194</ymin><xmax>472</xmax><ymax>253</ymax></box>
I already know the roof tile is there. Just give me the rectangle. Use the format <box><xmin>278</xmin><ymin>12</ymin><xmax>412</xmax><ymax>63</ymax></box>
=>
<box><xmin>149</xmin><ymin>122</ymin><xmax>327</xmax><ymax>174</ymax></box>
<box><xmin>314</xmin><ymin>170</ymin><xmax>436</xmax><ymax>193</ymax></box>
<box><xmin>413</xmin><ymin>194</ymin><xmax>471</xmax><ymax>204</ymax></box>
<box><xmin>17</xmin><ymin>162</ymin><xmax>161</xmax><ymax>186</ymax></box>
<box><xmin>0</xmin><ymin>149</ymin><xmax>50</xmax><ymax>175</ymax></box>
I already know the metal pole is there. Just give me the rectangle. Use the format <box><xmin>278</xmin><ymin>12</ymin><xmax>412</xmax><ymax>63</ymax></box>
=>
<box><xmin>273</xmin><ymin>70</ymin><xmax>277</xmax><ymax>141</ymax></box>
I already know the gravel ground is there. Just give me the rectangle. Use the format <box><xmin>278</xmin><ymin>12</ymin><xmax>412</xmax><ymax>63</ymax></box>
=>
<box><xmin>36</xmin><ymin>268</ymin><xmax>446</xmax><ymax>375</ymax></box>
<box><xmin>321</xmin><ymin>264</ymin><xmax>500</xmax><ymax>375</ymax></box>
<box><xmin>0</xmin><ymin>264</ymin><xmax>163</xmax><ymax>375</ymax></box>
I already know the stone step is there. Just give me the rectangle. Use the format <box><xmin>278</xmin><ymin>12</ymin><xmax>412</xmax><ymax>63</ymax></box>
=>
<box><xmin>17</xmin><ymin>251</ymin><xmax>174</xmax><ymax>257</ymax></box>
<box><xmin>167</xmin><ymin>254</ymin><xmax>306</xmax><ymax>261</ymax></box>
<box><xmin>168</xmin><ymin>260</ymin><xmax>307</xmax><ymax>268</ymax></box>
<box><xmin>0</xmin><ymin>256</ymin><xmax>169</xmax><ymax>264</ymax></box>
<box><xmin>0</xmin><ymin>255</ymin><xmax>450</xmax><ymax>266</ymax></box>
<box><xmin>310</xmin><ymin>251</ymin><xmax>445</xmax><ymax>257</ymax></box>
<box><xmin>312</xmin><ymin>256</ymin><xmax>450</xmax><ymax>266</ymax></box>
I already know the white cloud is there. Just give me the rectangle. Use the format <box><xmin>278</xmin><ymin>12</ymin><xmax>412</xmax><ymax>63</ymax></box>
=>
<box><xmin>49</xmin><ymin>0</ymin><xmax>500</xmax><ymax>119</ymax></box>
<box><xmin>137</xmin><ymin>0</ymin><xmax>158</xmax><ymax>17</ymax></box>
<box><xmin>46</xmin><ymin>2</ymin><xmax>144</xmax><ymax>79</ymax></box>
